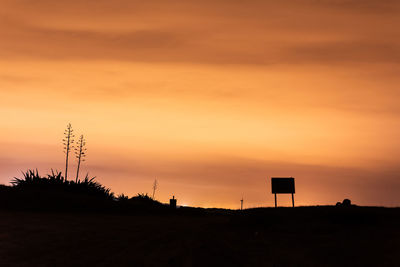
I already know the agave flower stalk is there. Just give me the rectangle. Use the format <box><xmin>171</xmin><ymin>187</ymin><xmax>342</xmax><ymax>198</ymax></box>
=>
<box><xmin>152</xmin><ymin>178</ymin><xmax>158</xmax><ymax>199</ymax></box>
<box><xmin>63</xmin><ymin>123</ymin><xmax>74</xmax><ymax>181</ymax></box>
<box><xmin>75</xmin><ymin>135</ymin><xmax>87</xmax><ymax>182</ymax></box>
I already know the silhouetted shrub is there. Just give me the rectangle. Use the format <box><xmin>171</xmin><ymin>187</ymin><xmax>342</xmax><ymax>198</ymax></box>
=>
<box><xmin>130</xmin><ymin>193</ymin><xmax>156</xmax><ymax>204</ymax></box>
<box><xmin>342</xmin><ymin>199</ymin><xmax>352</xmax><ymax>207</ymax></box>
<box><xmin>11</xmin><ymin>169</ymin><xmax>114</xmax><ymax>200</ymax></box>
<box><xmin>0</xmin><ymin>169</ymin><xmax>117</xmax><ymax>211</ymax></box>
<box><xmin>127</xmin><ymin>193</ymin><xmax>166</xmax><ymax>209</ymax></box>
<box><xmin>2</xmin><ymin>170</ymin><xmax>172</xmax><ymax>213</ymax></box>
<box><xmin>116</xmin><ymin>193</ymin><xmax>129</xmax><ymax>201</ymax></box>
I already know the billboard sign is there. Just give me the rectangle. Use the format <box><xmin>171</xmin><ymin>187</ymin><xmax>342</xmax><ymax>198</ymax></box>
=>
<box><xmin>271</xmin><ymin>177</ymin><xmax>295</xmax><ymax>194</ymax></box>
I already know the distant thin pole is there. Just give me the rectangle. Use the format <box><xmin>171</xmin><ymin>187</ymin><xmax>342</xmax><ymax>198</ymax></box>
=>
<box><xmin>274</xmin><ymin>193</ymin><xmax>277</xmax><ymax>208</ymax></box>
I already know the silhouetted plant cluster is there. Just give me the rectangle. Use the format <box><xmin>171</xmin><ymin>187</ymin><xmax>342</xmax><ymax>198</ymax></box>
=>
<box><xmin>134</xmin><ymin>193</ymin><xmax>153</xmax><ymax>201</ymax></box>
<box><xmin>129</xmin><ymin>193</ymin><xmax>161</xmax><ymax>206</ymax></box>
<box><xmin>113</xmin><ymin>193</ymin><xmax>167</xmax><ymax>212</ymax></box>
<box><xmin>1</xmin><ymin>169</ymin><xmax>172</xmax><ymax>213</ymax></box>
<box><xmin>11</xmin><ymin>169</ymin><xmax>114</xmax><ymax>200</ymax></box>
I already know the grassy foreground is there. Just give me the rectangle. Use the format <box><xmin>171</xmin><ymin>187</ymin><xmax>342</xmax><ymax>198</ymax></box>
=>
<box><xmin>0</xmin><ymin>206</ymin><xmax>398</xmax><ymax>267</ymax></box>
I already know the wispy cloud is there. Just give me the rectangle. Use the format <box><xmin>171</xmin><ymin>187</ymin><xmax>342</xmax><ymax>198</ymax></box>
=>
<box><xmin>1</xmin><ymin>0</ymin><xmax>399</xmax><ymax>65</ymax></box>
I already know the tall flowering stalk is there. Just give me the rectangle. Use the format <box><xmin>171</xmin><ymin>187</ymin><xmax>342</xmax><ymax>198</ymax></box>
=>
<box><xmin>63</xmin><ymin>123</ymin><xmax>74</xmax><ymax>181</ymax></box>
<box><xmin>152</xmin><ymin>179</ymin><xmax>158</xmax><ymax>199</ymax></box>
<box><xmin>75</xmin><ymin>135</ymin><xmax>87</xmax><ymax>182</ymax></box>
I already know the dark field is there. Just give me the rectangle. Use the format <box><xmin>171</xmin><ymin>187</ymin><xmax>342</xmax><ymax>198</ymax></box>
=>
<box><xmin>0</xmin><ymin>207</ymin><xmax>399</xmax><ymax>267</ymax></box>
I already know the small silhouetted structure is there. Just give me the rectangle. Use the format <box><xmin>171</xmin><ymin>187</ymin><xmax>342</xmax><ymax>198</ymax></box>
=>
<box><xmin>342</xmin><ymin>199</ymin><xmax>351</xmax><ymax>206</ymax></box>
<box><xmin>271</xmin><ymin>177</ymin><xmax>295</xmax><ymax>207</ymax></box>
<box><xmin>170</xmin><ymin>195</ymin><xmax>177</xmax><ymax>209</ymax></box>
<box><xmin>336</xmin><ymin>199</ymin><xmax>352</xmax><ymax>207</ymax></box>
<box><xmin>240</xmin><ymin>198</ymin><xmax>243</xmax><ymax>210</ymax></box>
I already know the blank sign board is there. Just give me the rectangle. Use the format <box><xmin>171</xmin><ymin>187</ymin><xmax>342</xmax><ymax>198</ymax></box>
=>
<box><xmin>271</xmin><ymin>177</ymin><xmax>295</xmax><ymax>194</ymax></box>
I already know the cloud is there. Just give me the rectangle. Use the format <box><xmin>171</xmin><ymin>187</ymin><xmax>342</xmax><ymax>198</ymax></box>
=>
<box><xmin>282</xmin><ymin>41</ymin><xmax>400</xmax><ymax>64</ymax></box>
<box><xmin>0</xmin><ymin>0</ymin><xmax>399</xmax><ymax>65</ymax></box>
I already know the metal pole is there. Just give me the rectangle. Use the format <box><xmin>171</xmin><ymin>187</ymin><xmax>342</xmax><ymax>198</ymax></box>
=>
<box><xmin>274</xmin><ymin>193</ymin><xmax>277</xmax><ymax>208</ymax></box>
<box><xmin>291</xmin><ymin>193</ymin><xmax>295</xmax><ymax>207</ymax></box>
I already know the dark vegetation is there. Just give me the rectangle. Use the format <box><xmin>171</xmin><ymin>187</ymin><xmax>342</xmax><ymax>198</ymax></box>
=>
<box><xmin>0</xmin><ymin>169</ymin><xmax>165</xmax><ymax>212</ymax></box>
<box><xmin>11</xmin><ymin>169</ymin><xmax>113</xmax><ymax>199</ymax></box>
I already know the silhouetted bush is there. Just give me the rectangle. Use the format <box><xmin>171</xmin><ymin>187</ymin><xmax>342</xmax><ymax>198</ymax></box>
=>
<box><xmin>0</xmin><ymin>169</ymin><xmax>175</xmax><ymax>213</ymax></box>
<box><xmin>11</xmin><ymin>169</ymin><xmax>114</xmax><ymax>200</ymax></box>
<box><xmin>132</xmin><ymin>193</ymin><xmax>153</xmax><ymax>201</ymax></box>
<box><xmin>123</xmin><ymin>193</ymin><xmax>167</xmax><ymax>210</ymax></box>
<box><xmin>0</xmin><ymin>169</ymin><xmax>115</xmax><ymax>211</ymax></box>
<box><xmin>342</xmin><ymin>199</ymin><xmax>351</xmax><ymax>206</ymax></box>
<box><xmin>130</xmin><ymin>193</ymin><xmax>160</xmax><ymax>205</ymax></box>
<box><xmin>116</xmin><ymin>193</ymin><xmax>129</xmax><ymax>202</ymax></box>
<box><xmin>335</xmin><ymin>199</ymin><xmax>353</xmax><ymax>207</ymax></box>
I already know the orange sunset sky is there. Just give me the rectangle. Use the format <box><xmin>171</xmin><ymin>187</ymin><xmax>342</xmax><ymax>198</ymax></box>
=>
<box><xmin>1</xmin><ymin>0</ymin><xmax>400</xmax><ymax>208</ymax></box>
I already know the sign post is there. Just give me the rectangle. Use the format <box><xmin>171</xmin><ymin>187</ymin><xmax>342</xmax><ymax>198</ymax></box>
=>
<box><xmin>271</xmin><ymin>177</ymin><xmax>295</xmax><ymax>207</ymax></box>
<box><xmin>170</xmin><ymin>195</ymin><xmax>177</xmax><ymax>209</ymax></box>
